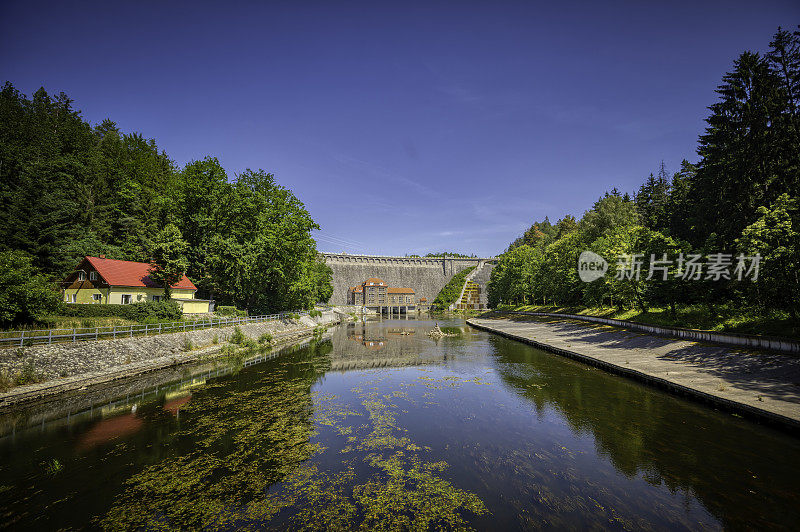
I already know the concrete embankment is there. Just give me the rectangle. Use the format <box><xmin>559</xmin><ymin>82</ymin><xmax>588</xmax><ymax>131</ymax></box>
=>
<box><xmin>0</xmin><ymin>309</ymin><xmax>347</xmax><ymax>409</ymax></box>
<box><xmin>468</xmin><ymin>314</ymin><xmax>800</xmax><ymax>431</ymax></box>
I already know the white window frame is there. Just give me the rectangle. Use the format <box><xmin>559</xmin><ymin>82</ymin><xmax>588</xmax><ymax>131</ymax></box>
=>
<box><xmin>78</xmin><ymin>271</ymin><xmax>86</xmax><ymax>281</ymax></box>
<box><xmin>89</xmin><ymin>271</ymin><xmax>97</xmax><ymax>281</ymax></box>
<box><xmin>92</xmin><ymin>294</ymin><xmax>102</xmax><ymax>303</ymax></box>
<box><xmin>71</xmin><ymin>294</ymin><xmax>77</xmax><ymax>303</ymax></box>
<box><xmin>121</xmin><ymin>294</ymin><xmax>132</xmax><ymax>305</ymax></box>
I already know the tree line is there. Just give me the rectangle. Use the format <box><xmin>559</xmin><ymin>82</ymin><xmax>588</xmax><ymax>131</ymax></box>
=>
<box><xmin>0</xmin><ymin>82</ymin><xmax>332</xmax><ymax>323</ymax></box>
<box><xmin>489</xmin><ymin>27</ymin><xmax>800</xmax><ymax>320</ymax></box>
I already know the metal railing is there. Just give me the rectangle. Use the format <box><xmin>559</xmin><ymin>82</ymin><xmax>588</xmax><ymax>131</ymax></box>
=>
<box><xmin>0</xmin><ymin>311</ymin><xmax>311</xmax><ymax>348</ymax></box>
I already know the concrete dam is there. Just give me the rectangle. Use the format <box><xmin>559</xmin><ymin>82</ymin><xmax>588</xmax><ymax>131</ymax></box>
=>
<box><xmin>320</xmin><ymin>253</ymin><xmax>493</xmax><ymax>305</ymax></box>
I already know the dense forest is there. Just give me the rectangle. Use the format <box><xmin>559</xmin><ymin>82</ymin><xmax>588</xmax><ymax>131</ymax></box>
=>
<box><xmin>0</xmin><ymin>82</ymin><xmax>332</xmax><ymax>320</ymax></box>
<box><xmin>490</xmin><ymin>27</ymin><xmax>800</xmax><ymax>321</ymax></box>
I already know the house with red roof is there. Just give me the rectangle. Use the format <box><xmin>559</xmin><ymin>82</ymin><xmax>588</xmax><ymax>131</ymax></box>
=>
<box><xmin>61</xmin><ymin>256</ymin><xmax>211</xmax><ymax>313</ymax></box>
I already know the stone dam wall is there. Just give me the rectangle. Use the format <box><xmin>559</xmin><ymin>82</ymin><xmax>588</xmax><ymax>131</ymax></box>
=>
<box><xmin>321</xmin><ymin>254</ymin><xmax>490</xmax><ymax>305</ymax></box>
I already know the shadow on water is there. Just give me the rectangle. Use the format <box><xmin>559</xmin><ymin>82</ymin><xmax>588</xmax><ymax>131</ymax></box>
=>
<box><xmin>489</xmin><ymin>334</ymin><xmax>800</xmax><ymax>530</ymax></box>
<box><xmin>0</xmin><ymin>317</ymin><xmax>797</xmax><ymax>530</ymax></box>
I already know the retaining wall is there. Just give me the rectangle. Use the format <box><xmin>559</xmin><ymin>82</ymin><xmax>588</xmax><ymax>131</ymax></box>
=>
<box><xmin>0</xmin><ymin>310</ymin><xmax>343</xmax><ymax>388</ymax></box>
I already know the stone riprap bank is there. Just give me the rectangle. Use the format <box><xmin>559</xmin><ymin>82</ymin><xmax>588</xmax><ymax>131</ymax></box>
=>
<box><xmin>321</xmin><ymin>253</ymin><xmax>494</xmax><ymax>305</ymax></box>
<box><xmin>0</xmin><ymin>310</ymin><xmax>345</xmax><ymax>403</ymax></box>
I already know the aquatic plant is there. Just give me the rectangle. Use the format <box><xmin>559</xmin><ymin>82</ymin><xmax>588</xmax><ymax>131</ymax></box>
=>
<box><xmin>42</xmin><ymin>459</ymin><xmax>63</xmax><ymax>476</ymax></box>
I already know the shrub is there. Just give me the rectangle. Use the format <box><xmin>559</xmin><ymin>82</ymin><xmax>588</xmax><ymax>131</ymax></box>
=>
<box><xmin>309</xmin><ymin>309</ymin><xmax>322</xmax><ymax>318</ymax></box>
<box><xmin>62</xmin><ymin>300</ymin><xmax>182</xmax><ymax>322</ymax></box>
<box><xmin>217</xmin><ymin>306</ymin><xmax>247</xmax><ymax>317</ymax></box>
<box><xmin>286</xmin><ymin>312</ymin><xmax>301</xmax><ymax>321</ymax></box>
<box><xmin>230</xmin><ymin>326</ymin><xmax>247</xmax><ymax>345</ymax></box>
<box><xmin>15</xmin><ymin>359</ymin><xmax>44</xmax><ymax>386</ymax></box>
<box><xmin>212</xmin><ymin>334</ymin><xmax>219</xmax><ymax>345</ymax></box>
<box><xmin>258</xmin><ymin>332</ymin><xmax>273</xmax><ymax>345</ymax></box>
<box><xmin>182</xmin><ymin>336</ymin><xmax>194</xmax><ymax>351</ymax></box>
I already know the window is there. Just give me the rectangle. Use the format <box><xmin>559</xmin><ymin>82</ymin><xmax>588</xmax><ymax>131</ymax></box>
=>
<box><xmin>70</xmin><ymin>294</ymin><xmax>76</xmax><ymax>303</ymax></box>
<box><xmin>152</xmin><ymin>295</ymin><xmax>161</xmax><ymax>302</ymax></box>
<box><xmin>92</xmin><ymin>294</ymin><xmax>102</xmax><ymax>303</ymax></box>
<box><xmin>89</xmin><ymin>271</ymin><xmax>97</xmax><ymax>281</ymax></box>
<box><xmin>121</xmin><ymin>294</ymin><xmax>132</xmax><ymax>305</ymax></box>
<box><xmin>78</xmin><ymin>271</ymin><xmax>86</xmax><ymax>281</ymax></box>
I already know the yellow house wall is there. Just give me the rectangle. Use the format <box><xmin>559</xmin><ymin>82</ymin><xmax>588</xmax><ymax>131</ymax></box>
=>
<box><xmin>63</xmin><ymin>288</ymin><xmax>108</xmax><ymax>304</ymax></box>
<box><xmin>64</xmin><ymin>287</ymin><xmax>197</xmax><ymax>305</ymax></box>
<box><xmin>107</xmin><ymin>287</ymin><xmax>197</xmax><ymax>304</ymax></box>
<box><xmin>177</xmin><ymin>300</ymin><xmax>211</xmax><ymax>314</ymax></box>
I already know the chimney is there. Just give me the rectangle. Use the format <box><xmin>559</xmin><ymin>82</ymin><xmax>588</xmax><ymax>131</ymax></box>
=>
<box><xmin>100</xmin><ymin>254</ymin><xmax>106</xmax><ymax>259</ymax></box>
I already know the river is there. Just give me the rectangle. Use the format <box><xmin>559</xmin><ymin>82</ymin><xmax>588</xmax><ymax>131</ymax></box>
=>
<box><xmin>1</xmin><ymin>317</ymin><xmax>798</xmax><ymax>530</ymax></box>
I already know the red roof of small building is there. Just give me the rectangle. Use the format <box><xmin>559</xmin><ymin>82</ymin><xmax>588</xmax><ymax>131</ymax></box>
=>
<box><xmin>84</xmin><ymin>256</ymin><xmax>197</xmax><ymax>290</ymax></box>
<box><xmin>363</xmin><ymin>278</ymin><xmax>386</xmax><ymax>286</ymax></box>
<box><xmin>388</xmin><ymin>287</ymin><xmax>414</xmax><ymax>294</ymax></box>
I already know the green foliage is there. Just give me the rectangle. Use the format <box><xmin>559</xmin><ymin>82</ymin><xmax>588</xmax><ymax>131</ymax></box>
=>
<box><xmin>286</xmin><ymin>313</ymin><xmax>301</xmax><ymax>321</ymax></box>
<box><xmin>216</xmin><ymin>305</ymin><xmax>246</xmax><ymax>317</ymax></box>
<box><xmin>491</xmin><ymin>27</ymin><xmax>800</xmax><ymax>324</ymax></box>
<box><xmin>737</xmin><ymin>193</ymin><xmax>800</xmax><ymax>317</ymax></box>
<box><xmin>205</xmin><ymin>170</ymin><xmax>326</xmax><ymax>314</ymax></box>
<box><xmin>0</xmin><ymin>85</ymin><xmax>332</xmax><ymax>315</ymax></box>
<box><xmin>15</xmin><ymin>359</ymin><xmax>44</xmax><ymax>386</ymax></box>
<box><xmin>148</xmin><ymin>223</ymin><xmax>189</xmax><ymax>299</ymax></box>
<box><xmin>432</xmin><ymin>266</ymin><xmax>475</xmax><ymax>309</ymax></box>
<box><xmin>423</xmin><ymin>251</ymin><xmax>477</xmax><ymax>257</ymax></box>
<box><xmin>181</xmin><ymin>336</ymin><xmax>194</xmax><ymax>352</ymax></box>
<box><xmin>230</xmin><ymin>326</ymin><xmax>247</xmax><ymax>345</ymax></box>
<box><xmin>0</xmin><ymin>250</ymin><xmax>62</xmax><ymax>326</ymax></box>
<box><xmin>61</xmin><ymin>300</ymin><xmax>182</xmax><ymax>322</ymax></box>
<box><xmin>309</xmin><ymin>309</ymin><xmax>322</xmax><ymax>318</ymax></box>
<box><xmin>258</xmin><ymin>332</ymin><xmax>273</xmax><ymax>345</ymax></box>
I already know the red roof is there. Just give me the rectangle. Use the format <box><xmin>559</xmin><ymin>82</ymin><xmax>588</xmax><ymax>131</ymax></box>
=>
<box><xmin>84</xmin><ymin>256</ymin><xmax>197</xmax><ymax>290</ymax></box>
<box><xmin>388</xmin><ymin>287</ymin><xmax>414</xmax><ymax>294</ymax></box>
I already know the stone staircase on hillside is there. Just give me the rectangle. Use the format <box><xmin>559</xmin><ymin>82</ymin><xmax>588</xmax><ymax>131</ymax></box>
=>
<box><xmin>450</xmin><ymin>261</ymin><xmax>495</xmax><ymax>310</ymax></box>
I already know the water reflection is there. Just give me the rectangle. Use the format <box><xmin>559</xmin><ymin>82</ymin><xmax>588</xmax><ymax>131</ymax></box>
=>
<box><xmin>0</xmin><ymin>318</ymin><xmax>797</xmax><ymax>530</ymax></box>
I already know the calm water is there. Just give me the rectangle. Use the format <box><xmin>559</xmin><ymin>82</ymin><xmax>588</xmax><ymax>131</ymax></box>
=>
<box><xmin>1</xmin><ymin>317</ymin><xmax>799</xmax><ymax>530</ymax></box>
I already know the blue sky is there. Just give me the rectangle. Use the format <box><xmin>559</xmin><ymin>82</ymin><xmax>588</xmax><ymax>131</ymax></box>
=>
<box><xmin>2</xmin><ymin>1</ymin><xmax>798</xmax><ymax>257</ymax></box>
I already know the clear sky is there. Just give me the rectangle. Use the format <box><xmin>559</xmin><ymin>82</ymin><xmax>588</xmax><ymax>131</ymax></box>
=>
<box><xmin>2</xmin><ymin>1</ymin><xmax>798</xmax><ymax>257</ymax></box>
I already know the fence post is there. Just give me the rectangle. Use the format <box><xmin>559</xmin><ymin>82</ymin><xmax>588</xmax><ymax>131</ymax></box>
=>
<box><xmin>73</xmin><ymin>328</ymin><xmax>76</xmax><ymax>343</ymax></box>
<box><xmin>130</xmin><ymin>325</ymin><xmax>133</xmax><ymax>338</ymax></box>
<box><xmin>48</xmin><ymin>329</ymin><xmax>52</xmax><ymax>345</ymax></box>
<box><xmin>20</xmin><ymin>330</ymin><xmax>24</xmax><ymax>348</ymax></box>
<box><xmin>159</xmin><ymin>323</ymin><xmax>162</xmax><ymax>334</ymax></box>
<box><xmin>113</xmin><ymin>326</ymin><xmax>117</xmax><ymax>340</ymax></box>
<box><xmin>95</xmin><ymin>327</ymin><xmax>99</xmax><ymax>341</ymax></box>
<box><xmin>145</xmin><ymin>324</ymin><xmax>148</xmax><ymax>336</ymax></box>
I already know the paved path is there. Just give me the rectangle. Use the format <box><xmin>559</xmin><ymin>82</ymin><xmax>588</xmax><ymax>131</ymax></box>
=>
<box><xmin>468</xmin><ymin>315</ymin><xmax>800</xmax><ymax>429</ymax></box>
